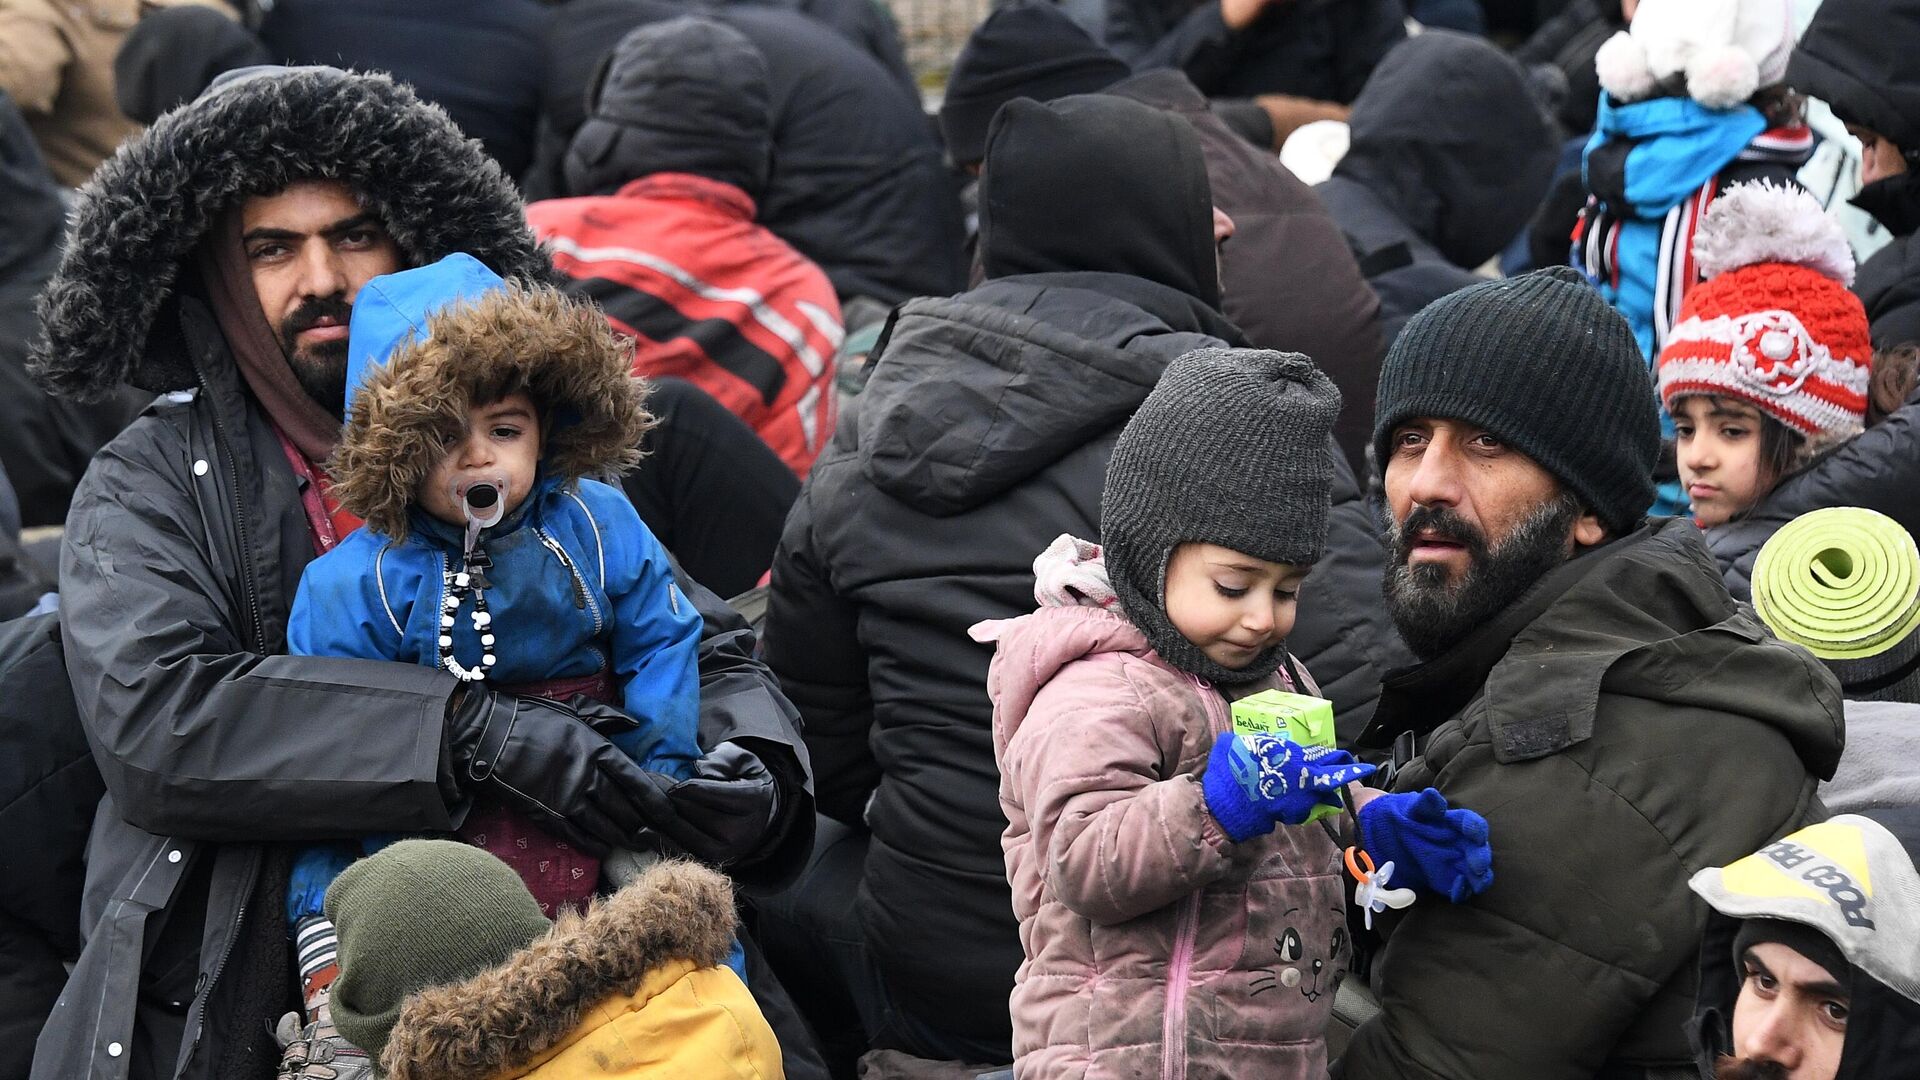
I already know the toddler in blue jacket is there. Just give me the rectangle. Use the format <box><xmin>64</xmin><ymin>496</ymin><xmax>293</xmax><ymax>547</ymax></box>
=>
<box><xmin>281</xmin><ymin>253</ymin><xmax>712</xmax><ymax>1034</ymax></box>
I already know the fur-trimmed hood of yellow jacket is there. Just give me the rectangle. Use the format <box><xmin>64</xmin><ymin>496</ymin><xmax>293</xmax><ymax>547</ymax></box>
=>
<box><xmin>379</xmin><ymin>860</ymin><xmax>773</xmax><ymax>1080</ymax></box>
<box><xmin>331</xmin><ymin>254</ymin><xmax>652</xmax><ymax>540</ymax></box>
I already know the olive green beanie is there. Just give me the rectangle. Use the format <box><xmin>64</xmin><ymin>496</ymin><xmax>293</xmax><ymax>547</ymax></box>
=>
<box><xmin>323</xmin><ymin>840</ymin><xmax>551</xmax><ymax>1065</ymax></box>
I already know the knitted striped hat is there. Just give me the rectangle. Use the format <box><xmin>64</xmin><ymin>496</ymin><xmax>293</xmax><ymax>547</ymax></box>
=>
<box><xmin>1657</xmin><ymin>181</ymin><xmax>1871</xmax><ymax>442</ymax></box>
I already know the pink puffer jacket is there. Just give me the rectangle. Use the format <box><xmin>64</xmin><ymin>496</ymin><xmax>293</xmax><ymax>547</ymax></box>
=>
<box><xmin>972</xmin><ymin>538</ymin><xmax>1347</xmax><ymax>1080</ymax></box>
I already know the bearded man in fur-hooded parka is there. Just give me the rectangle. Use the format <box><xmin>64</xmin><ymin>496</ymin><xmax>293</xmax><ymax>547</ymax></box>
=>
<box><xmin>25</xmin><ymin>66</ymin><xmax>814</xmax><ymax>1080</ymax></box>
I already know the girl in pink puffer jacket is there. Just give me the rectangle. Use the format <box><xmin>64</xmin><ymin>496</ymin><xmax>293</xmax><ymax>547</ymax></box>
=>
<box><xmin>972</xmin><ymin>349</ymin><xmax>1372</xmax><ymax>1080</ymax></box>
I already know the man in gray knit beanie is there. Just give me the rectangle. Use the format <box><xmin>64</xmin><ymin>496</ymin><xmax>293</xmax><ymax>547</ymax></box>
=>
<box><xmin>1102</xmin><ymin>347</ymin><xmax>1340</xmax><ymax>685</ymax></box>
<box><xmin>1339</xmin><ymin>267</ymin><xmax>1839</xmax><ymax>1080</ymax></box>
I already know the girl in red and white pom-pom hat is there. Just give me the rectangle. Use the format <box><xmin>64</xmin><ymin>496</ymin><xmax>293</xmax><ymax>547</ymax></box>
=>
<box><xmin>1657</xmin><ymin>180</ymin><xmax>1875</xmax><ymax>526</ymax></box>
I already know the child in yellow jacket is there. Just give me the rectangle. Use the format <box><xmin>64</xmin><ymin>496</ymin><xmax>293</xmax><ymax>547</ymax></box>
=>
<box><xmin>318</xmin><ymin>839</ymin><xmax>781</xmax><ymax>1080</ymax></box>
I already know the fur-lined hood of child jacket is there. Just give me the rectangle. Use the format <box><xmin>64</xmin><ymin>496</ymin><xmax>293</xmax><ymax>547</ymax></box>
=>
<box><xmin>380</xmin><ymin>860</ymin><xmax>782</xmax><ymax>1080</ymax></box>
<box><xmin>970</xmin><ymin>535</ymin><xmax>1346</xmax><ymax>1080</ymax></box>
<box><xmin>288</xmin><ymin>255</ymin><xmax>700</xmax><ymax>772</ymax></box>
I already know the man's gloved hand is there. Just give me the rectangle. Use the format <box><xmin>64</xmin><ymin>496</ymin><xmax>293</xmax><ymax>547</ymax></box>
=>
<box><xmin>622</xmin><ymin>741</ymin><xmax>781</xmax><ymax>869</ymax></box>
<box><xmin>445</xmin><ymin>688</ymin><xmax>657</xmax><ymax>856</ymax></box>
<box><xmin>446</xmin><ymin>690</ymin><xmax>782</xmax><ymax>867</ymax></box>
<box><xmin>1201</xmin><ymin>732</ymin><xmax>1375</xmax><ymax>842</ymax></box>
<box><xmin>1357</xmin><ymin>787</ymin><xmax>1494</xmax><ymax>902</ymax></box>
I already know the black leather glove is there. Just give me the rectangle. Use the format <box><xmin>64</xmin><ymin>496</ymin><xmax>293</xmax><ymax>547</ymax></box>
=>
<box><xmin>621</xmin><ymin>741</ymin><xmax>781</xmax><ymax>869</ymax></box>
<box><xmin>444</xmin><ymin>688</ymin><xmax>655</xmax><ymax>856</ymax></box>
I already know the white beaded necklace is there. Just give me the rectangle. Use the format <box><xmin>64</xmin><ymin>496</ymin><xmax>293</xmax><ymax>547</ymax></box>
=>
<box><xmin>437</xmin><ymin>565</ymin><xmax>497</xmax><ymax>682</ymax></box>
<box><xmin>439</xmin><ymin>479</ymin><xmax>508</xmax><ymax>683</ymax></box>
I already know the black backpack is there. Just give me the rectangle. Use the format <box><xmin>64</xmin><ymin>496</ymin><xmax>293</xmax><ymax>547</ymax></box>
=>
<box><xmin>0</xmin><ymin>613</ymin><xmax>103</xmax><ymax>1080</ymax></box>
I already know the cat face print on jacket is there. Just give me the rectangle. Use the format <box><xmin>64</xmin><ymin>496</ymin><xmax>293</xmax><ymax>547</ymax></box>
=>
<box><xmin>1250</xmin><ymin>908</ymin><xmax>1349</xmax><ymax>1004</ymax></box>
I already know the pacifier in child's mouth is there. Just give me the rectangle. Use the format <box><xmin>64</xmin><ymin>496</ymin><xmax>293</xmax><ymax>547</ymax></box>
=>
<box><xmin>453</xmin><ymin>475</ymin><xmax>509</xmax><ymax>559</ymax></box>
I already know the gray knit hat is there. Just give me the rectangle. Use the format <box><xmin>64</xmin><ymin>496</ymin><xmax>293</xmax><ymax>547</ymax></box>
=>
<box><xmin>324</xmin><ymin>840</ymin><xmax>552</xmax><ymax>1065</ymax></box>
<box><xmin>1103</xmin><ymin>348</ymin><xmax>1341</xmax><ymax>685</ymax></box>
<box><xmin>1372</xmin><ymin>266</ymin><xmax>1661</xmax><ymax>535</ymax></box>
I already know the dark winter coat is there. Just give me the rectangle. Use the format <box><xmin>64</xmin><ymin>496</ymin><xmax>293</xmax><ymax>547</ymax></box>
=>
<box><xmin>1107</xmin><ymin>70</ymin><xmax>1387</xmax><ymax>476</ymax></box>
<box><xmin>0</xmin><ymin>90</ymin><xmax>143</xmax><ymax>530</ymax></box>
<box><xmin>258</xmin><ymin>0</ymin><xmax>552</xmax><ymax>181</ymax></box>
<box><xmin>762</xmin><ymin>276</ymin><xmax>1238</xmax><ymax>1057</ymax></box>
<box><xmin>1706</xmin><ymin>382</ymin><xmax>1920</xmax><ymax>600</ymax></box>
<box><xmin>1788</xmin><ymin>0</ymin><xmax>1920</xmax><ymax>351</ymax></box>
<box><xmin>734</xmin><ymin>0</ymin><xmax>915</xmax><ymax>96</ymax></box>
<box><xmin>26</xmin><ymin>68</ymin><xmax>812</xmax><ymax>1080</ymax></box>
<box><xmin>1106</xmin><ymin>0</ymin><xmax>1405</xmax><ymax>103</ymax></box>
<box><xmin>0</xmin><ymin>615</ymin><xmax>104</xmax><ymax>1080</ymax></box>
<box><xmin>1342</xmin><ymin>519</ymin><xmax>1842</xmax><ymax>1080</ymax></box>
<box><xmin>1315</xmin><ymin>31</ymin><xmax>1557</xmax><ymax>344</ymax></box>
<box><xmin>621</xmin><ymin>378</ymin><xmax>799</xmax><ymax>600</ymax></box>
<box><xmin>525</xmin><ymin>0</ymin><xmax>964</xmax><ymax>306</ymax></box>
<box><xmin>1513</xmin><ymin>0</ymin><xmax>1627</xmax><ymax>136</ymax></box>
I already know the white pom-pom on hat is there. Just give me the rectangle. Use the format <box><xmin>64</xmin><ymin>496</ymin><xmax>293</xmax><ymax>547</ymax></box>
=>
<box><xmin>1596</xmin><ymin>30</ymin><xmax>1658</xmax><ymax>102</ymax></box>
<box><xmin>1693</xmin><ymin>181</ymin><xmax>1856</xmax><ymax>286</ymax></box>
<box><xmin>1685</xmin><ymin>44</ymin><xmax>1760</xmax><ymax>110</ymax></box>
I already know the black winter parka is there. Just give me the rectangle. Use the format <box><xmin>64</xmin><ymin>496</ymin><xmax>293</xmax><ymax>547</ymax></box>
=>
<box><xmin>27</xmin><ymin>68</ymin><xmax>812</xmax><ymax>1080</ymax></box>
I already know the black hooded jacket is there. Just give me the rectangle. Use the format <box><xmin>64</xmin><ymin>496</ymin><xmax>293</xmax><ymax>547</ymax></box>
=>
<box><xmin>0</xmin><ymin>90</ymin><xmax>144</xmax><ymax>530</ymax></box>
<box><xmin>526</xmin><ymin>0</ymin><xmax>964</xmax><ymax>306</ymax></box>
<box><xmin>762</xmin><ymin>95</ymin><xmax>1238</xmax><ymax>1058</ymax></box>
<box><xmin>27</xmin><ymin>68</ymin><xmax>812</xmax><ymax>1080</ymax></box>
<box><xmin>1314</xmin><ymin>31</ymin><xmax>1557</xmax><ymax>343</ymax></box>
<box><xmin>563</xmin><ymin>15</ymin><xmax>773</xmax><ymax>202</ymax></box>
<box><xmin>1788</xmin><ymin>0</ymin><xmax>1920</xmax><ymax>350</ymax></box>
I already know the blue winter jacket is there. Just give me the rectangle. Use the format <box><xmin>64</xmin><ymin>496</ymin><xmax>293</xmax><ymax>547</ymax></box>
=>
<box><xmin>287</xmin><ymin>474</ymin><xmax>702</xmax><ymax>775</ymax></box>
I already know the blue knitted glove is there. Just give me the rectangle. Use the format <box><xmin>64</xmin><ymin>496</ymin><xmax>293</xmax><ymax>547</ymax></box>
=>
<box><xmin>1201</xmin><ymin>732</ymin><xmax>1375</xmax><ymax>841</ymax></box>
<box><xmin>1357</xmin><ymin>788</ymin><xmax>1493</xmax><ymax>902</ymax></box>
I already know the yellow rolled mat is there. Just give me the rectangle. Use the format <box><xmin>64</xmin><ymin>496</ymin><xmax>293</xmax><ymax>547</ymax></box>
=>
<box><xmin>1752</xmin><ymin>507</ymin><xmax>1920</xmax><ymax>661</ymax></box>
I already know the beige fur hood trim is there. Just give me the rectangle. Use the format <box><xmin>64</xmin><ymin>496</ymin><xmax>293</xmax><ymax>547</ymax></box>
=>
<box><xmin>329</xmin><ymin>283</ymin><xmax>652</xmax><ymax>540</ymax></box>
<box><xmin>380</xmin><ymin>860</ymin><xmax>739</xmax><ymax>1080</ymax></box>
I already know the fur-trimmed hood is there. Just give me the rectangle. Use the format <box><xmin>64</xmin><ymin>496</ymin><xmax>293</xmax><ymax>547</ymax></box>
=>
<box><xmin>331</xmin><ymin>257</ymin><xmax>650</xmax><ymax>540</ymax></box>
<box><xmin>380</xmin><ymin>860</ymin><xmax>739</xmax><ymax>1080</ymax></box>
<box><xmin>29</xmin><ymin>65</ymin><xmax>553</xmax><ymax>402</ymax></box>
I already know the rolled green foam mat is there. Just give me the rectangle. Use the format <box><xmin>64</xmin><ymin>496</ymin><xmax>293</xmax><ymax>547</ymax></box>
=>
<box><xmin>1752</xmin><ymin>507</ymin><xmax>1920</xmax><ymax>660</ymax></box>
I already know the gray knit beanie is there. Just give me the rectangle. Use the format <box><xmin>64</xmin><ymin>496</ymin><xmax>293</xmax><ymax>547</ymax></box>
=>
<box><xmin>1372</xmin><ymin>266</ymin><xmax>1660</xmax><ymax>535</ymax></box>
<box><xmin>324</xmin><ymin>840</ymin><xmax>552</xmax><ymax>1066</ymax></box>
<box><xmin>1103</xmin><ymin>348</ymin><xmax>1341</xmax><ymax>685</ymax></box>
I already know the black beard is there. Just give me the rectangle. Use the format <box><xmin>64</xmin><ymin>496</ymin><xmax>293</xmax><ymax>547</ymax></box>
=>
<box><xmin>278</xmin><ymin>295</ymin><xmax>353</xmax><ymax>414</ymax></box>
<box><xmin>1382</xmin><ymin>494</ymin><xmax>1580</xmax><ymax>661</ymax></box>
<box><xmin>1715</xmin><ymin>1056</ymin><xmax>1789</xmax><ymax>1080</ymax></box>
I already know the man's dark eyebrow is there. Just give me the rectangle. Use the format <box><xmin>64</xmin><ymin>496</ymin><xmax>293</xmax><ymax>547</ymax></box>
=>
<box><xmin>241</xmin><ymin>212</ymin><xmax>382</xmax><ymax>246</ymax></box>
<box><xmin>481</xmin><ymin>403</ymin><xmax>535</xmax><ymax>420</ymax></box>
<box><xmin>1742</xmin><ymin>949</ymin><xmax>1849</xmax><ymax>1000</ymax></box>
<box><xmin>319</xmin><ymin>212</ymin><xmax>381</xmax><ymax>238</ymax></box>
<box><xmin>1797</xmin><ymin>977</ymin><xmax>1849</xmax><ymax>1000</ymax></box>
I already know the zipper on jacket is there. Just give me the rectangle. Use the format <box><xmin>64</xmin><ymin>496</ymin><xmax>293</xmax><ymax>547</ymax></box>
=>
<box><xmin>1163</xmin><ymin>892</ymin><xmax>1201</xmax><ymax>1080</ymax></box>
<box><xmin>537</xmin><ymin>528</ymin><xmax>603</xmax><ymax>635</ymax></box>
<box><xmin>1161</xmin><ymin>674</ymin><xmax>1229</xmax><ymax>1080</ymax></box>
<box><xmin>1190</xmin><ymin>673</ymin><xmax>1230</xmax><ymax>737</ymax></box>
<box><xmin>181</xmin><ymin>359</ymin><xmax>271</xmax><ymax>1077</ymax></box>
<box><xmin>193</xmin><ymin>370</ymin><xmax>266</xmax><ymax>656</ymax></box>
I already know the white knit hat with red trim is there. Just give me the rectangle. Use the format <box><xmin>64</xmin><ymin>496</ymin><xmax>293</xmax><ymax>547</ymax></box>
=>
<box><xmin>1595</xmin><ymin>0</ymin><xmax>1796</xmax><ymax>109</ymax></box>
<box><xmin>1657</xmin><ymin>181</ymin><xmax>1871</xmax><ymax>441</ymax></box>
